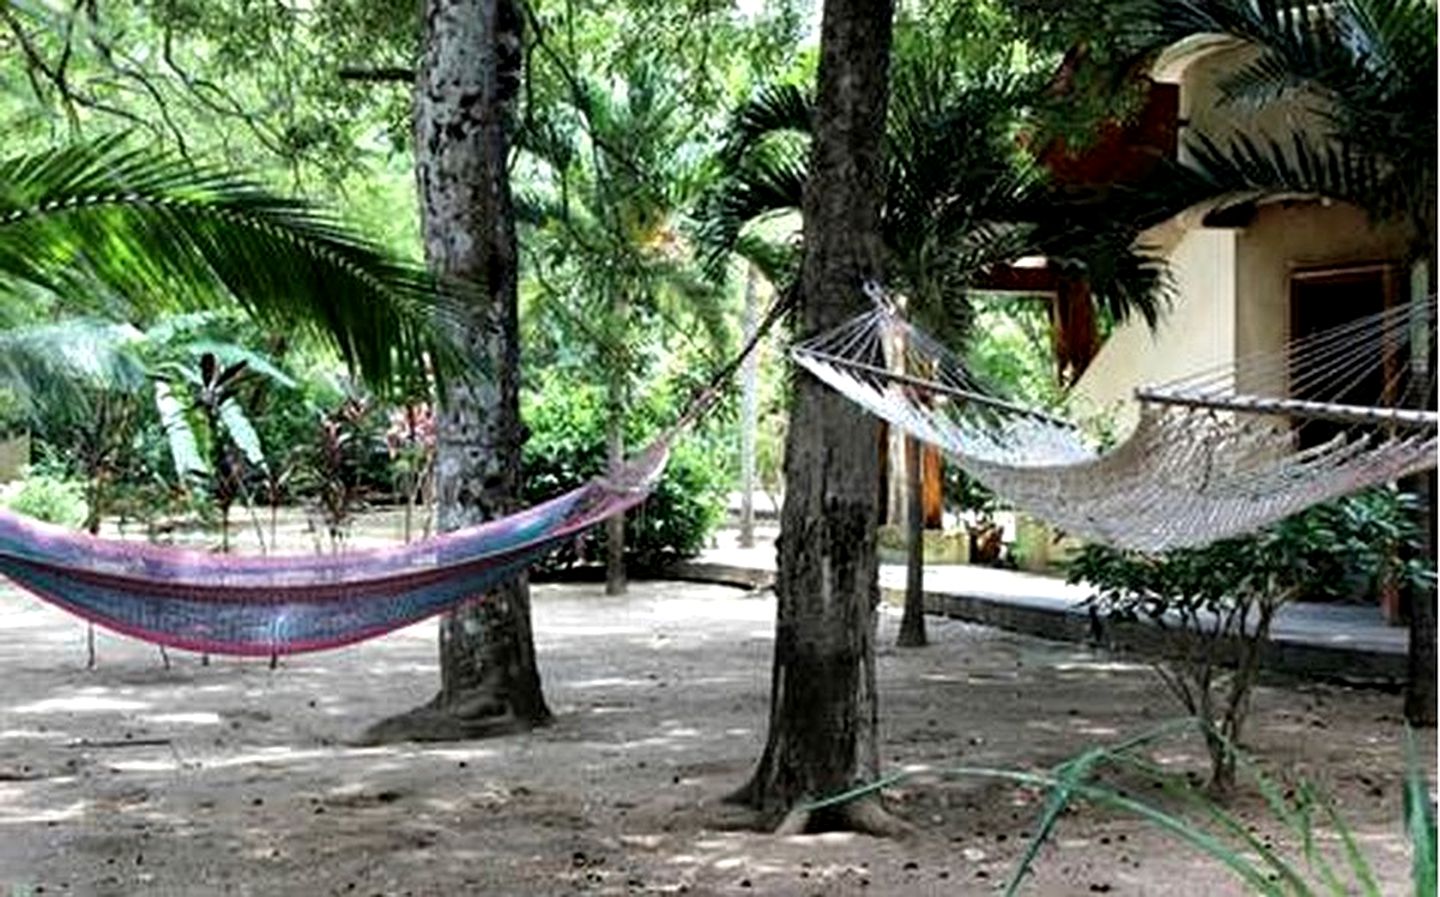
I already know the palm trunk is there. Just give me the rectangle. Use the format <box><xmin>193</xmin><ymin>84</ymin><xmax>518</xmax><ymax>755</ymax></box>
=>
<box><xmin>605</xmin><ymin>367</ymin><xmax>627</xmax><ymax>596</ymax></box>
<box><xmin>362</xmin><ymin>0</ymin><xmax>548</xmax><ymax>743</ymax></box>
<box><xmin>85</xmin><ymin>488</ymin><xmax>100</xmax><ymax>669</ymax></box>
<box><xmin>897</xmin><ymin>435</ymin><xmax>927</xmax><ymax>647</ymax></box>
<box><xmin>1404</xmin><ymin>256</ymin><xmax>1436</xmax><ymax>727</ymax></box>
<box><xmin>739</xmin><ymin>265</ymin><xmax>760</xmax><ymax>549</ymax></box>
<box><xmin>602</xmin><ymin>287</ymin><xmax>630</xmax><ymax>596</ymax></box>
<box><xmin>731</xmin><ymin>0</ymin><xmax>901</xmax><ymax>835</ymax></box>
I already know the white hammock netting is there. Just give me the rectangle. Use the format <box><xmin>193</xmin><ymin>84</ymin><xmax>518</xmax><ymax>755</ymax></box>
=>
<box><xmin>791</xmin><ymin>293</ymin><xmax>1438</xmax><ymax>553</ymax></box>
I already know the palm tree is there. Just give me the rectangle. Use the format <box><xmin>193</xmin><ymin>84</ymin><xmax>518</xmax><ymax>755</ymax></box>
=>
<box><xmin>700</xmin><ymin>24</ymin><xmax>1167</xmax><ymax>648</ymax></box>
<box><xmin>1118</xmin><ymin>0</ymin><xmax>1437</xmax><ymax>726</ymax></box>
<box><xmin>519</xmin><ymin>63</ymin><xmax>730</xmax><ymax>595</ymax></box>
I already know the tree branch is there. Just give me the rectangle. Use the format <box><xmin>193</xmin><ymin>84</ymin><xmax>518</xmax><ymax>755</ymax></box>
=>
<box><xmin>338</xmin><ymin>66</ymin><xmax>415</xmax><ymax>83</ymax></box>
<box><xmin>516</xmin><ymin>1</ymin><xmax>647</xmax><ymax>181</ymax></box>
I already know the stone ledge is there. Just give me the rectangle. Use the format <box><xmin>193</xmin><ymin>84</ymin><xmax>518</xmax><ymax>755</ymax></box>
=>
<box><xmin>633</xmin><ymin>560</ymin><xmax>1405</xmax><ymax>685</ymax></box>
<box><xmin>896</xmin><ymin>588</ymin><xmax>1406</xmax><ymax>684</ymax></box>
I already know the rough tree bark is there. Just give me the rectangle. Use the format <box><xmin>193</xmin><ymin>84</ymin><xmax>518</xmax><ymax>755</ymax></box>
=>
<box><xmin>896</xmin><ymin>435</ymin><xmax>927</xmax><ymax>647</ymax></box>
<box><xmin>1406</xmin><ymin>467</ymin><xmax>1437</xmax><ymax>727</ymax></box>
<box><xmin>729</xmin><ymin>0</ymin><xmax>903</xmax><ymax>835</ymax></box>
<box><xmin>1404</xmin><ymin>257</ymin><xmax>1436</xmax><ymax>727</ymax></box>
<box><xmin>360</xmin><ymin>0</ymin><xmax>549</xmax><ymax>743</ymax></box>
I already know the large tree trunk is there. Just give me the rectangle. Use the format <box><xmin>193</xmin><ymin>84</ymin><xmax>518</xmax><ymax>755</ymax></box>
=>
<box><xmin>739</xmin><ymin>265</ymin><xmax>760</xmax><ymax>549</ymax></box>
<box><xmin>730</xmin><ymin>0</ymin><xmax>901</xmax><ymax>835</ymax></box>
<box><xmin>896</xmin><ymin>435</ymin><xmax>927</xmax><ymax>648</ymax></box>
<box><xmin>361</xmin><ymin>0</ymin><xmax>549</xmax><ymax>744</ymax></box>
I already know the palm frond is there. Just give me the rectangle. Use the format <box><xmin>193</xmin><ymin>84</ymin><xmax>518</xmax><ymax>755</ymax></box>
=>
<box><xmin>719</xmin><ymin>83</ymin><xmax>813</xmax><ymax>166</ymax></box>
<box><xmin>731</xmin><ymin>232</ymin><xmax>800</xmax><ymax>291</ymax></box>
<box><xmin>1137</xmin><ymin>0</ymin><xmax>1433</xmax><ymax>205</ymax></box>
<box><xmin>705</xmin><ymin>35</ymin><xmax>1177</xmax><ymax>344</ymax></box>
<box><xmin>1182</xmin><ymin>128</ymin><xmax>1396</xmax><ymax>215</ymax></box>
<box><xmin>695</xmin><ymin>139</ymin><xmax>807</xmax><ymax>279</ymax></box>
<box><xmin>1022</xmin><ymin>182</ymin><xmax>1176</xmax><ymax>330</ymax></box>
<box><xmin>1062</xmin><ymin>232</ymin><xmax>1172</xmax><ymax>328</ymax></box>
<box><xmin>0</xmin><ymin>136</ymin><xmax>461</xmax><ymax>397</ymax></box>
<box><xmin>0</xmin><ymin>318</ymin><xmax>148</xmax><ymax>419</ymax></box>
<box><xmin>1135</xmin><ymin>0</ymin><xmax>1359</xmax><ymax>87</ymax></box>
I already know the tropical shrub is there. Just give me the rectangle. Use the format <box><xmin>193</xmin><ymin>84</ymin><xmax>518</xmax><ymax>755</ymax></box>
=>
<box><xmin>290</xmin><ymin>394</ymin><xmax>387</xmax><ymax>550</ymax></box>
<box><xmin>0</xmin><ymin>472</ymin><xmax>88</xmax><ymax>527</ymax></box>
<box><xmin>1286</xmin><ymin>487</ymin><xmax>1430</xmax><ymax>604</ymax></box>
<box><xmin>1069</xmin><ymin>488</ymin><xmax>1434</xmax><ymax>792</ymax></box>
<box><xmin>522</xmin><ymin>371</ymin><xmax>727</xmax><ymax>571</ymax></box>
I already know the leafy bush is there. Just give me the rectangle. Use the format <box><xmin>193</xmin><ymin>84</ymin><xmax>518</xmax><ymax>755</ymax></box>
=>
<box><xmin>1283</xmin><ymin>487</ymin><xmax>1431</xmax><ymax>603</ymax></box>
<box><xmin>522</xmin><ymin>372</ymin><xmax>727</xmax><ymax>570</ymax></box>
<box><xmin>0</xmin><ymin>387</ymin><xmax>27</xmax><ymax>440</ymax></box>
<box><xmin>0</xmin><ymin>472</ymin><xmax>88</xmax><ymax>527</ymax></box>
<box><xmin>1068</xmin><ymin>488</ymin><xmax>1434</xmax><ymax>792</ymax></box>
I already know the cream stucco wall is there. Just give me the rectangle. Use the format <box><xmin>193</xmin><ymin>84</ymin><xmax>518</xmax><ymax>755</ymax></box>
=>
<box><xmin>1072</xmin><ymin>202</ymin><xmax>1409</xmax><ymax>423</ymax></box>
<box><xmin>1234</xmin><ymin>201</ymin><xmax>1412</xmax><ymax>387</ymax></box>
<box><xmin>1071</xmin><ymin>227</ymin><xmax>1237</xmax><ymax>432</ymax></box>
<box><xmin>1069</xmin><ymin>44</ymin><xmax>1414</xmax><ymax>427</ymax></box>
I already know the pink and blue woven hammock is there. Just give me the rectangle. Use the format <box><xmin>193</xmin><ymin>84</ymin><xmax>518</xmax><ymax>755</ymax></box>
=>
<box><xmin>0</xmin><ymin>444</ymin><xmax>668</xmax><ymax>657</ymax></box>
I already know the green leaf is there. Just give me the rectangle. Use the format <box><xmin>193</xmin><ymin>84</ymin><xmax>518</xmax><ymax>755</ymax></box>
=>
<box><xmin>153</xmin><ymin>380</ymin><xmax>205</xmax><ymax>478</ymax></box>
<box><xmin>182</xmin><ymin>340</ymin><xmax>296</xmax><ymax>389</ymax></box>
<box><xmin>217</xmin><ymin>397</ymin><xmax>265</xmax><ymax>469</ymax></box>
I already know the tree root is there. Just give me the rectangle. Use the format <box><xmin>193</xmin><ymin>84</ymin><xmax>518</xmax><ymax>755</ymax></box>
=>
<box><xmin>722</xmin><ymin>774</ymin><xmax>761</xmax><ymax>808</ymax></box>
<box><xmin>791</xmin><ymin>795</ymin><xmax>913</xmax><ymax>837</ymax></box>
<box><xmin>352</xmin><ymin>688</ymin><xmax>541</xmax><ymax>746</ymax></box>
<box><xmin>895</xmin><ymin>628</ymin><xmax>927</xmax><ymax>649</ymax></box>
<box><xmin>725</xmin><ymin>765</ymin><xmax>911</xmax><ymax>837</ymax></box>
<box><xmin>724</xmin><ymin>778</ymin><xmax>911</xmax><ymax>838</ymax></box>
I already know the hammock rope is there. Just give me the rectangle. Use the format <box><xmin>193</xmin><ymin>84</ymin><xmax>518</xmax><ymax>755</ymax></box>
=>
<box><xmin>791</xmin><ymin>283</ymin><xmax>1437</xmax><ymax>553</ymax></box>
<box><xmin>2</xmin><ymin>291</ymin><xmax>795</xmax><ymax>657</ymax></box>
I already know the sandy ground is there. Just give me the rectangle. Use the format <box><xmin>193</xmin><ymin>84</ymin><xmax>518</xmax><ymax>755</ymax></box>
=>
<box><xmin>0</xmin><ymin>579</ymin><xmax>1433</xmax><ymax>897</ymax></box>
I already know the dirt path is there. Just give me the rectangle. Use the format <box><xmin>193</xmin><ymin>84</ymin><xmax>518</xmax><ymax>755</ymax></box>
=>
<box><xmin>0</xmin><ymin>581</ymin><xmax>1431</xmax><ymax>896</ymax></box>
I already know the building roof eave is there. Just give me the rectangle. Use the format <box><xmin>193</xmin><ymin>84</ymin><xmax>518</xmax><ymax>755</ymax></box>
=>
<box><xmin>1150</xmin><ymin>34</ymin><xmax>1247</xmax><ymax>84</ymax></box>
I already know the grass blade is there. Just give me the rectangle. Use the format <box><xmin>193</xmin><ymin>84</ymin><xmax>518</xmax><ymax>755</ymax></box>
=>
<box><xmin>1004</xmin><ymin>719</ymin><xmax>1196</xmax><ymax>897</ymax></box>
<box><xmin>1315</xmin><ymin>781</ymin><xmax>1380</xmax><ymax>896</ymax></box>
<box><xmin>1405</xmin><ymin>729</ymin><xmax>1437</xmax><ymax>897</ymax></box>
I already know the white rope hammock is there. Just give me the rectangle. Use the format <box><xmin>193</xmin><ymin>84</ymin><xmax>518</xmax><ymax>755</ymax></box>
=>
<box><xmin>791</xmin><ymin>287</ymin><xmax>1438</xmax><ymax>552</ymax></box>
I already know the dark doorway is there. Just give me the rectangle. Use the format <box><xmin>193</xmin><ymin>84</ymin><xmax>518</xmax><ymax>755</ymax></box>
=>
<box><xmin>1289</xmin><ymin>264</ymin><xmax>1398</xmax><ymax>449</ymax></box>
